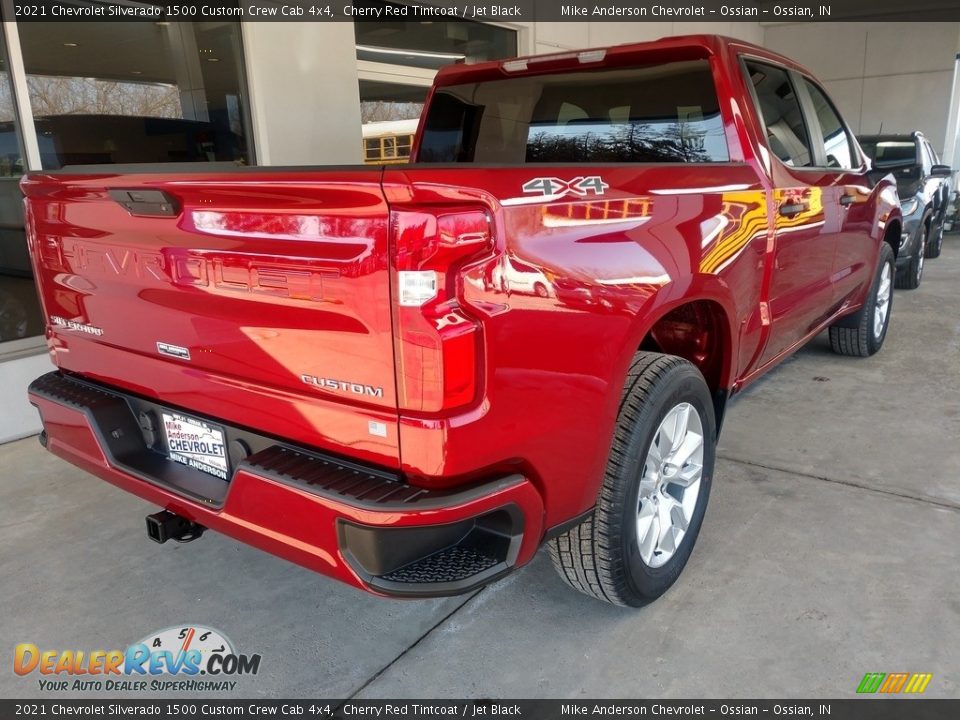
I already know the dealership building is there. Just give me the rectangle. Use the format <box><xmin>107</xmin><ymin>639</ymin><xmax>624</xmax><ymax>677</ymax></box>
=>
<box><xmin>1</xmin><ymin>2</ymin><xmax>959</xmax><ymax>441</ymax></box>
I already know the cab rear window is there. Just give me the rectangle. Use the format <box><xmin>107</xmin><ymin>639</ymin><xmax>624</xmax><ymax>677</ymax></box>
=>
<box><xmin>417</xmin><ymin>60</ymin><xmax>729</xmax><ymax>164</ymax></box>
<box><xmin>860</xmin><ymin>140</ymin><xmax>916</xmax><ymax>166</ymax></box>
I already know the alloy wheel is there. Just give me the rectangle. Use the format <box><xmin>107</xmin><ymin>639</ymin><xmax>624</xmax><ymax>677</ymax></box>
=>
<box><xmin>916</xmin><ymin>225</ymin><xmax>926</xmax><ymax>284</ymax></box>
<box><xmin>874</xmin><ymin>262</ymin><xmax>892</xmax><ymax>340</ymax></box>
<box><xmin>636</xmin><ymin>402</ymin><xmax>704</xmax><ymax>568</ymax></box>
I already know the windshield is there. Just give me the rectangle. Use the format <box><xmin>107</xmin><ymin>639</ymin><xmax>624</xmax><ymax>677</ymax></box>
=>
<box><xmin>417</xmin><ymin>60</ymin><xmax>729</xmax><ymax>164</ymax></box>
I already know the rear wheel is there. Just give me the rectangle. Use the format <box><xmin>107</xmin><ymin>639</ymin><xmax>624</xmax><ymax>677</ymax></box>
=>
<box><xmin>549</xmin><ymin>352</ymin><xmax>716</xmax><ymax>606</ymax></box>
<box><xmin>829</xmin><ymin>243</ymin><xmax>894</xmax><ymax>357</ymax></box>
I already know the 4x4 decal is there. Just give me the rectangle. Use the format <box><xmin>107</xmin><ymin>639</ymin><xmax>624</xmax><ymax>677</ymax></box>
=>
<box><xmin>522</xmin><ymin>176</ymin><xmax>609</xmax><ymax>198</ymax></box>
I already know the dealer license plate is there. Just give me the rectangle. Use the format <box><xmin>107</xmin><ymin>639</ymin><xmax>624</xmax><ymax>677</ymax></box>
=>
<box><xmin>161</xmin><ymin>411</ymin><xmax>229</xmax><ymax>481</ymax></box>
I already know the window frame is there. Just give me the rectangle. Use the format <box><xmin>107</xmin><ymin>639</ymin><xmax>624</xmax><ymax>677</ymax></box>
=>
<box><xmin>0</xmin><ymin>335</ymin><xmax>46</xmax><ymax>362</ymax></box>
<box><xmin>0</xmin><ymin>18</ymin><xmax>41</xmax><ymax>349</ymax></box>
<box><xmin>738</xmin><ymin>54</ymin><xmax>866</xmax><ymax>175</ymax></box>
<box><xmin>738</xmin><ymin>56</ymin><xmax>817</xmax><ymax>172</ymax></box>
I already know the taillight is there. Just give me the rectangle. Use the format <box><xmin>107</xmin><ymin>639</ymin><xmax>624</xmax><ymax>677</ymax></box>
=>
<box><xmin>391</xmin><ymin>208</ymin><xmax>493</xmax><ymax>412</ymax></box>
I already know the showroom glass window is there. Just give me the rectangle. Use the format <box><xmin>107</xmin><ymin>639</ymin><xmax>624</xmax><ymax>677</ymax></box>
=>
<box><xmin>0</xmin><ymin>25</ymin><xmax>43</xmax><ymax>345</ymax></box>
<box><xmin>801</xmin><ymin>78</ymin><xmax>856</xmax><ymax>170</ymax></box>
<box><xmin>17</xmin><ymin>18</ymin><xmax>253</xmax><ymax>169</ymax></box>
<box><xmin>354</xmin><ymin>2</ymin><xmax>517</xmax><ymax>164</ymax></box>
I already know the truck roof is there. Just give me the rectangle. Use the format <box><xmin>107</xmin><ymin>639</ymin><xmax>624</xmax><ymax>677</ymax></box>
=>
<box><xmin>433</xmin><ymin>34</ymin><xmax>815</xmax><ymax>87</ymax></box>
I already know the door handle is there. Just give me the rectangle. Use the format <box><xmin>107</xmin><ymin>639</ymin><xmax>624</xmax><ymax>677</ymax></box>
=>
<box><xmin>839</xmin><ymin>193</ymin><xmax>856</xmax><ymax>206</ymax></box>
<box><xmin>779</xmin><ymin>202</ymin><xmax>808</xmax><ymax>217</ymax></box>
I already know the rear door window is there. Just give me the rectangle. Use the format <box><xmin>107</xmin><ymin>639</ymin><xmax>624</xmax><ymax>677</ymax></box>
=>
<box><xmin>743</xmin><ymin>60</ymin><xmax>814</xmax><ymax>169</ymax></box>
<box><xmin>417</xmin><ymin>60</ymin><xmax>729</xmax><ymax>164</ymax></box>
<box><xmin>801</xmin><ymin>79</ymin><xmax>857</xmax><ymax>170</ymax></box>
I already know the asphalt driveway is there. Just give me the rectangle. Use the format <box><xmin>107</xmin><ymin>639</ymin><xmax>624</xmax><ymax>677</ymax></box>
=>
<box><xmin>2</xmin><ymin>240</ymin><xmax>958</xmax><ymax>699</ymax></box>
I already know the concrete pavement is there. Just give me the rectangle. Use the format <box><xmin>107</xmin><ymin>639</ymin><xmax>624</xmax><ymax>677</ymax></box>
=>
<box><xmin>2</xmin><ymin>239</ymin><xmax>958</xmax><ymax>699</ymax></box>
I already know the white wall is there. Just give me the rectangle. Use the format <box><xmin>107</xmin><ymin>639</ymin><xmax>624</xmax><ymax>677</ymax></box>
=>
<box><xmin>241</xmin><ymin>19</ymin><xmax>363</xmax><ymax>165</ymax></box>
<box><xmin>762</xmin><ymin>22</ymin><xmax>960</xmax><ymax>154</ymax></box>
<box><xmin>520</xmin><ymin>21</ymin><xmax>763</xmax><ymax>54</ymax></box>
<box><xmin>0</xmin><ymin>352</ymin><xmax>53</xmax><ymax>443</ymax></box>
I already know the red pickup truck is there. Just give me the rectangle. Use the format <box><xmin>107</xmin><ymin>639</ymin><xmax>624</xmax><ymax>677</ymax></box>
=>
<box><xmin>23</xmin><ymin>36</ymin><xmax>900</xmax><ymax>606</ymax></box>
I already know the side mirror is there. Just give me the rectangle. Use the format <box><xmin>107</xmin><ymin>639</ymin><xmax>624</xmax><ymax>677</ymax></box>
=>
<box><xmin>931</xmin><ymin>164</ymin><xmax>952</xmax><ymax>177</ymax></box>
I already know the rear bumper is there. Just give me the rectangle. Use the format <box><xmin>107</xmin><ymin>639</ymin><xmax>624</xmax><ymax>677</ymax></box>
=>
<box><xmin>28</xmin><ymin>372</ymin><xmax>544</xmax><ymax>597</ymax></box>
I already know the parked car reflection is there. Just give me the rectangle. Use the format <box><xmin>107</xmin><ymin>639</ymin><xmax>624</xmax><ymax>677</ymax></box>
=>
<box><xmin>491</xmin><ymin>255</ymin><xmax>555</xmax><ymax>298</ymax></box>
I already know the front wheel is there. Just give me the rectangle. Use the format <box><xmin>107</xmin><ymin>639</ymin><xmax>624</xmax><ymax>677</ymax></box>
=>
<box><xmin>549</xmin><ymin>353</ymin><xmax>716</xmax><ymax>606</ymax></box>
<box><xmin>925</xmin><ymin>218</ymin><xmax>944</xmax><ymax>259</ymax></box>
<box><xmin>895</xmin><ymin>224</ymin><xmax>925</xmax><ymax>290</ymax></box>
<box><xmin>828</xmin><ymin>243</ymin><xmax>895</xmax><ymax>357</ymax></box>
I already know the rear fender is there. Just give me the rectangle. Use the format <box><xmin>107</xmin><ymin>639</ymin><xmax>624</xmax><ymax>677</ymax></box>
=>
<box><xmin>612</xmin><ymin>277</ymin><xmax>739</xmax><ymax>429</ymax></box>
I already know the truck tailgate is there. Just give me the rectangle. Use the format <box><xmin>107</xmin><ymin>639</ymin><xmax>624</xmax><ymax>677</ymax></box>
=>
<box><xmin>22</xmin><ymin>170</ymin><xmax>400</xmax><ymax>467</ymax></box>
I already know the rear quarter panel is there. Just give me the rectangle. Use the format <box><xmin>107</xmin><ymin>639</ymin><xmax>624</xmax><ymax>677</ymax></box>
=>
<box><xmin>386</xmin><ymin>164</ymin><xmax>769</xmax><ymax>526</ymax></box>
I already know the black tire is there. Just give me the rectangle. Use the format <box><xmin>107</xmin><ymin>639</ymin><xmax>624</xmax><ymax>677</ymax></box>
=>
<box><xmin>925</xmin><ymin>218</ymin><xmax>943</xmax><ymax>259</ymax></box>
<box><xmin>533</xmin><ymin>282</ymin><xmax>549</xmax><ymax>298</ymax></box>
<box><xmin>549</xmin><ymin>352</ymin><xmax>716</xmax><ymax>606</ymax></box>
<box><xmin>828</xmin><ymin>243</ymin><xmax>895</xmax><ymax>357</ymax></box>
<box><xmin>895</xmin><ymin>223</ymin><xmax>925</xmax><ymax>290</ymax></box>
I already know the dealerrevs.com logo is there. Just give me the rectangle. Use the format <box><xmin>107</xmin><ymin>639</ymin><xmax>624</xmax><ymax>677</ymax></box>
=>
<box><xmin>14</xmin><ymin>625</ymin><xmax>262</xmax><ymax>692</ymax></box>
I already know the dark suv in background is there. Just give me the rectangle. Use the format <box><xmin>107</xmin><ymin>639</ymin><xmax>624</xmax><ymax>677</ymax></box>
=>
<box><xmin>859</xmin><ymin>132</ymin><xmax>951</xmax><ymax>289</ymax></box>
